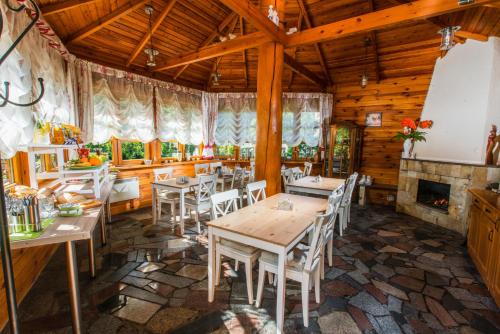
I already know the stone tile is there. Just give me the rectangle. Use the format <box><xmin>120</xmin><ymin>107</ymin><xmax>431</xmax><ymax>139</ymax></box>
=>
<box><xmin>318</xmin><ymin>311</ymin><xmax>362</xmax><ymax>334</ymax></box>
<box><xmin>146</xmin><ymin>308</ymin><xmax>198</xmax><ymax>334</ymax></box>
<box><xmin>377</xmin><ymin>230</ymin><xmax>402</xmax><ymax>237</ymax></box>
<box><xmin>372</xmin><ymin>279</ymin><xmax>409</xmax><ymax>301</ymax></box>
<box><xmin>106</xmin><ymin>262</ymin><xmax>140</xmax><ymax>282</ymax></box>
<box><xmin>323</xmin><ymin>280</ymin><xmax>358</xmax><ymax>297</ymax></box>
<box><xmin>388</xmin><ymin>295</ymin><xmax>403</xmax><ymax>313</ymax></box>
<box><xmin>113</xmin><ymin>297</ymin><xmax>161</xmax><ymax>324</ymax></box>
<box><xmin>175</xmin><ymin>264</ymin><xmax>207</xmax><ymax>281</ymax></box>
<box><xmin>391</xmin><ymin>275</ymin><xmax>425</xmax><ymax>292</ymax></box>
<box><xmin>421</xmin><ymin>239</ymin><xmax>443</xmax><ymax>248</ymax></box>
<box><xmin>136</xmin><ymin>262</ymin><xmax>166</xmax><ymax>273</ymax></box>
<box><xmin>422</xmin><ymin>252</ymin><xmax>445</xmax><ymax>261</ymax></box>
<box><xmin>379</xmin><ymin>245</ymin><xmax>407</xmax><ymax>254</ymax></box>
<box><xmin>349</xmin><ymin>291</ymin><xmax>389</xmax><ymax>316</ymax></box>
<box><xmin>147</xmin><ymin>282</ymin><xmax>175</xmax><ymax>298</ymax></box>
<box><xmin>423</xmin><ymin>285</ymin><xmax>445</xmax><ymax>300</ymax></box>
<box><xmin>369</xmin><ymin>315</ymin><xmax>403</xmax><ymax>334</ymax></box>
<box><xmin>364</xmin><ymin>283</ymin><xmax>388</xmax><ymax>304</ymax></box>
<box><xmin>450</xmin><ymin>310</ymin><xmax>469</xmax><ymax>325</ymax></box>
<box><xmin>325</xmin><ymin>268</ymin><xmax>346</xmax><ymax>280</ymax></box>
<box><xmin>348</xmin><ymin>270</ymin><xmax>370</xmax><ymax>285</ymax></box>
<box><xmin>373</xmin><ymin>263</ymin><xmax>396</xmax><ymax>278</ymax></box>
<box><xmin>425</xmin><ymin>296</ymin><xmax>458</xmax><ymax>327</ymax></box>
<box><xmin>121</xmin><ymin>285</ymin><xmax>168</xmax><ymax>305</ymax></box>
<box><xmin>421</xmin><ymin>312</ymin><xmax>444</xmax><ymax>330</ymax></box>
<box><xmin>88</xmin><ymin>314</ymin><xmax>123</xmax><ymax>334</ymax></box>
<box><xmin>426</xmin><ymin>272</ymin><xmax>451</xmax><ymax>286</ymax></box>
<box><xmin>148</xmin><ymin>271</ymin><xmax>195</xmax><ymax>288</ymax></box>
<box><xmin>409</xmin><ymin>292</ymin><xmax>427</xmax><ymax>312</ymax></box>
<box><xmin>445</xmin><ymin>287</ymin><xmax>481</xmax><ymax>302</ymax></box>
<box><xmin>129</xmin><ymin>270</ymin><xmax>148</xmax><ymax>278</ymax></box>
<box><xmin>121</xmin><ymin>275</ymin><xmax>152</xmax><ymax>288</ymax></box>
<box><xmin>347</xmin><ymin>304</ymin><xmax>373</xmax><ymax>331</ymax></box>
<box><xmin>395</xmin><ymin>267</ymin><xmax>425</xmax><ymax>281</ymax></box>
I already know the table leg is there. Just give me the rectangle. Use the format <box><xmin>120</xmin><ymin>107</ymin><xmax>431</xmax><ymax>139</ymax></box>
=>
<box><xmin>107</xmin><ymin>199</ymin><xmax>111</xmax><ymax>223</ymax></box>
<box><xmin>152</xmin><ymin>185</ymin><xmax>157</xmax><ymax>225</ymax></box>
<box><xmin>276</xmin><ymin>248</ymin><xmax>287</xmax><ymax>334</ymax></box>
<box><xmin>88</xmin><ymin>236</ymin><xmax>96</xmax><ymax>279</ymax></box>
<box><xmin>100</xmin><ymin>208</ymin><xmax>107</xmax><ymax>246</ymax></box>
<box><xmin>66</xmin><ymin>241</ymin><xmax>82</xmax><ymax>334</ymax></box>
<box><xmin>207</xmin><ymin>226</ymin><xmax>216</xmax><ymax>303</ymax></box>
<box><xmin>179</xmin><ymin>190</ymin><xmax>185</xmax><ymax>235</ymax></box>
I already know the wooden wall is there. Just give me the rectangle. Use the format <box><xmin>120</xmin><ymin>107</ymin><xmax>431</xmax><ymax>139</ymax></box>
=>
<box><xmin>332</xmin><ymin>74</ymin><xmax>433</xmax><ymax>186</ymax></box>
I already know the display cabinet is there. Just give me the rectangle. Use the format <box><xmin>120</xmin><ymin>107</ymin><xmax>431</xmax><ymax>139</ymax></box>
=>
<box><xmin>324</xmin><ymin>121</ymin><xmax>364</xmax><ymax>178</ymax></box>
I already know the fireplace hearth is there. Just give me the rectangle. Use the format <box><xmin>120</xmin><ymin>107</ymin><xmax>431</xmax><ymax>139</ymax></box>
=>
<box><xmin>417</xmin><ymin>179</ymin><xmax>451</xmax><ymax>213</ymax></box>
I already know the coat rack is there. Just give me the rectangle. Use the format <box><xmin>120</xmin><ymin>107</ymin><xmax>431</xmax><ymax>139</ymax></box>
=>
<box><xmin>0</xmin><ymin>1</ymin><xmax>48</xmax><ymax>333</ymax></box>
<box><xmin>0</xmin><ymin>0</ymin><xmax>45</xmax><ymax>107</ymax></box>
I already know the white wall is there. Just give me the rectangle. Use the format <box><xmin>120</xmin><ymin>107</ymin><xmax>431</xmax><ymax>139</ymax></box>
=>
<box><xmin>414</xmin><ymin>38</ymin><xmax>500</xmax><ymax>164</ymax></box>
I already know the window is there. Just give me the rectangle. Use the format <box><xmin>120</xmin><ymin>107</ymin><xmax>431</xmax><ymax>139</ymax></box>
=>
<box><xmin>161</xmin><ymin>141</ymin><xmax>179</xmax><ymax>159</ymax></box>
<box><xmin>298</xmin><ymin>142</ymin><xmax>318</xmax><ymax>160</ymax></box>
<box><xmin>240</xmin><ymin>143</ymin><xmax>255</xmax><ymax>160</ymax></box>
<box><xmin>281</xmin><ymin>145</ymin><xmax>293</xmax><ymax>160</ymax></box>
<box><xmin>184</xmin><ymin>144</ymin><xmax>198</xmax><ymax>158</ymax></box>
<box><xmin>215</xmin><ymin>145</ymin><xmax>235</xmax><ymax>159</ymax></box>
<box><xmin>1</xmin><ymin>159</ymin><xmax>14</xmax><ymax>186</ymax></box>
<box><xmin>121</xmin><ymin>141</ymin><xmax>145</xmax><ymax>160</ymax></box>
<box><xmin>85</xmin><ymin>142</ymin><xmax>113</xmax><ymax>160</ymax></box>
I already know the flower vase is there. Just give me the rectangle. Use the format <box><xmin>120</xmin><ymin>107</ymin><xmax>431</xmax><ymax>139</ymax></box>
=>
<box><xmin>402</xmin><ymin>139</ymin><xmax>414</xmax><ymax>159</ymax></box>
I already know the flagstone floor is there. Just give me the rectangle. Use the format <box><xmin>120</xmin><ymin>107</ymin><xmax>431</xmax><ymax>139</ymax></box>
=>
<box><xmin>15</xmin><ymin>204</ymin><xmax>500</xmax><ymax>334</ymax></box>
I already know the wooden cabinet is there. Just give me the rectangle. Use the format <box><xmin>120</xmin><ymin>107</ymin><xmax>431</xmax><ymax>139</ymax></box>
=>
<box><xmin>467</xmin><ymin>189</ymin><xmax>500</xmax><ymax>307</ymax></box>
<box><xmin>324</xmin><ymin>122</ymin><xmax>363</xmax><ymax>178</ymax></box>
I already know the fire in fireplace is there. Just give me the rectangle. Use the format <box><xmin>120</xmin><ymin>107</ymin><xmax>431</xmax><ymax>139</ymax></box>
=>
<box><xmin>416</xmin><ymin>179</ymin><xmax>451</xmax><ymax>212</ymax></box>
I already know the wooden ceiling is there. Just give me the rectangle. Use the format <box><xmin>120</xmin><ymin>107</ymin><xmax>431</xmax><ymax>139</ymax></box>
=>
<box><xmin>37</xmin><ymin>0</ymin><xmax>500</xmax><ymax>91</ymax></box>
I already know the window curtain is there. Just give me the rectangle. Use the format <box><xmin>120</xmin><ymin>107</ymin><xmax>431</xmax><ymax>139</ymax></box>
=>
<box><xmin>0</xmin><ymin>1</ymin><xmax>75</xmax><ymax>158</ymax></box>
<box><xmin>69</xmin><ymin>59</ymin><xmax>94</xmax><ymax>143</ymax></box>
<box><xmin>202</xmin><ymin>92</ymin><xmax>218</xmax><ymax>157</ymax></box>
<box><xmin>92</xmin><ymin>73</ymin><xmax>154</xmax><ymax>143</ymax></box>
<box><xmin>282</xmin><ymin>93</ymin><xmax>322</xmax><ymax>147</ymax></box>
<box><xmin>215</xmin><ymin>93</ymin><xmax>257</xmax><ymax>146</ymax></box>
<box><xmin>156</xmin><ymin>86</ymin><xmax>203</xmax><ymax>145</ymax></box>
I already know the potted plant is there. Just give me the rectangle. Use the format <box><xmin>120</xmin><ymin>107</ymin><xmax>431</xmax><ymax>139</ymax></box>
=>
<box><xmin>394</xmin><ymin>118</ymin><xmax>433</xmax><ymax>158</ymax></box>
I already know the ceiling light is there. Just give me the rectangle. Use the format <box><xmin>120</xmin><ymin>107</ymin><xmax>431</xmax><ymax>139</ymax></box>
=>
<box><xmin>458</xmin><ymin>0</ymin><xmax>474</xmax><ymax>5</ymax></box>
<box><xmin>360</xmin><ymin>37</ymin><xmax>371</xmax><ymax>88</ymax></box>
<box><xmin>144</xmin><ymin>2</ymin><xmax>159</xmax><ymax>67</ymax></box>
<box><xmin>438</xmin><ymin>26</ymin><xmax>461</xmax><ymax>51</ymax></box>
<box><xmin>144</xmin><ymin>48</ymin><xmax>159</xmax><ymax>67</ymax></box>
<box><xmin>360</xmin><ymin>73</ymin><xmax>368</xmax><ymax>88</ymax></box>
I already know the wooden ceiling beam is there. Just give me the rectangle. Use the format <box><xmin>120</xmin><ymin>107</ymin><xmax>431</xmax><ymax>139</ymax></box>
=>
<box><xmin>240</xmin><ymin>16</ymin><xmax>249</xmax><ymax>88</ymax></box>
<box><xmin>41</xmin><ymin>0</ymin><xmax>97</xmax><ymax>16</ymax></box>
<box><xmin>126</xmin><ymin>0</ymin><xmax>177</xmax><ymax>67</ymax></box>
<box><xmin>207</xmin><ymin>17</ymin><xmax>239</xmax><ymax>88</ymax></box>
<box><xmin>284</xmin><ymin>53</ymin><xmax>326</xmax><ymax>89</ymax></box>
<box><xmin>287</xmin><ymin>0</ymin><xmax>492</xmax><ymax>47</ymax></box>
<box><xmin>367</xmin><ymin>0</ymin><xmax>380</xmax><ymax>83</ymax></box>
<box><xmin>296</xmin><ymin>0</ymin><xmax>332</xmax><ymax>85</ymax></box>
<box><xmin>65</xmin><ymin>0</ymin><xmax>148</xmax><ymax>44</ymax></box>
<box><xmin>155</xmin><ymin>31</ymin><xmax>271</xmax><ymax>72</ymax></box>
<box><xmin>287</xmin><ymin>12</ymin><xmax>303</xmax><ymax>90</ymax></box>
<box><xmin>174</xmin><ymin>12</ymin><xmax>238</xmax><ymax>79</ymax></box>
<box><xmin>218</xmin><ymin>0</ymin><xmax>288</xmax><ymax>44</ymax></box>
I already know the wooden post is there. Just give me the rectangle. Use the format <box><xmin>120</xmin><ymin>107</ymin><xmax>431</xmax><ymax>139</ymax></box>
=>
<box><xmin>255</xmin><ymin>0</ymin><xmax>284</xmax><ymax>196</ymax></box>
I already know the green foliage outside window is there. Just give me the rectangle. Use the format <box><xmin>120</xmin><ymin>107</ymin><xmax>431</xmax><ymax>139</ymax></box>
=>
<box><xmin>298</xmin><ymin>142</ymin><xmax>318</xmax><ymax>159</ymax></box>
<box><xmin>333</xmin><ymin>128</ymin><xmax>350</xmax><ymax>160</ymax></box>
<box><xmin>85</xmin><ymin>142</ymin><xmax>113</xmax><ymax>160</ymax></box>
<box><xmin>281</xmin><ymin>145</ymin><xmax>293</xmax><ymax>160</ymax></box>
<box><xmin>185</xmin><ymin>144</ymin><xmax>198</xmax><ymax>157</ymax></box>
<box><xmin>1</xmin><ymin>159</ymin><xmax>13</xmax><ymax>186</ymax></box>
<box><xmin>161</xmin><ymin>142</ymin><xmax>179</xmax><ymax>158</ymax></box>
<box><xmin>215</xmin><ymin>145</ymin><xmax>235</xmax><ymax>158</ymax></box>
<box><xmin>121</xmin><ymin>142</ymin><xmax>145</xmax><ymax>160</ymax></box>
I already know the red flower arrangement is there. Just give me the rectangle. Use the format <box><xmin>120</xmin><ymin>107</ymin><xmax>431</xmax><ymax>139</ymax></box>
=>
<box><xmin>394</xmin><ymin>118</ymin><xmax>434</xmax><ymax>157</ymax></box>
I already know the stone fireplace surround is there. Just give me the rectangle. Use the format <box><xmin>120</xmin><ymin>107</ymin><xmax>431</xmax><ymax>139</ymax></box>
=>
<box><xmin>397</xmin><ymin>158</ymin><xmax>500</xmax><ymax>235</ymax></box>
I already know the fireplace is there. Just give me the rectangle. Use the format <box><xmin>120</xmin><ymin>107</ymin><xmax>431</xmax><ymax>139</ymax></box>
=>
<box><xmin>416</xmin><ymin>179</ymin><xmax>451</xmax><ymax>213</ymax></box>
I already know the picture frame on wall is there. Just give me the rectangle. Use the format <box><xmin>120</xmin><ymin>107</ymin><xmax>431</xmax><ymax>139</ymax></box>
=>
<box><xmin>365</xmin><ymin>112</ymin><xmax>382</xmax><ymax>127</ymax></box>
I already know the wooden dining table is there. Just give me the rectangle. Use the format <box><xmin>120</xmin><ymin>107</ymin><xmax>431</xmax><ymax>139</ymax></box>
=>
<box><xmin>206</xmin><ymin>193</ymin><xmax>327</xmax><ymax>334</ymax></box>
<box><xmin>287</xmin><ymin>175</ymin><xmax>345</xmax><ymax>196</ymax></box>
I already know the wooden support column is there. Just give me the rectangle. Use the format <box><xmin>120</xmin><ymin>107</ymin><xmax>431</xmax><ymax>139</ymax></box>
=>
<box><xmin>255</xmin><ymin>0</ymin><xmax>284</xmax><ymax>196</ymax></box>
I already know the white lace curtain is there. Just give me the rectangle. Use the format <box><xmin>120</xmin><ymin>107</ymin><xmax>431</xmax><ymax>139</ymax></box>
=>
<box><xmin>92</xmin><ymin>73</ymin><xmax>154</xmax><ymax>143</ymax></box>
<box><xmin>215</xmin><ymin>93</ymin><xmax>257</xmax><ymax>146</ymax></box>
<box><xmin>0</xmin><ymin>2</ymin><xmax>75</xmax><ymax>158</ymax></box>
<box><xmin>282</xmin><ymin>94</ymin><xmax>322</xmax><ymax>147</ymax></box>
<box><xmin>156</xmin><ymin>86</ymin><xmax>203</xmax><ymax>145</ymax></box>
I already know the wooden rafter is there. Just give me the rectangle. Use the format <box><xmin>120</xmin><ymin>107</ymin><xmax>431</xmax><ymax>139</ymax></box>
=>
<box><xmin>287</xmin><ymin>0</ymin><xmax>491</xmax><ymax>47</ymax></box>
<box><xmin>367</xmin><ymin>0</ymin><xmax>380</xmax><ymax>83</ymax></box>
<box><xmin>41</xmin><ymin>0</ymin><xmax>97</xmax><ymax>16</ymax></box>
<box><xmin>284</xmin><ymin>54</ymin><xmax>326</xmax><ymax>89</ymax></box>
<box><xmin>126</xmin><ymin>0</ymin><xmax>177</xmax><ymax>67</ymax></box>
<box><xmin>174</xmin><ymin>13</ymin><xmax>238</xmax><ymax>79</ymax></box>
<box><xmin>65</xmin><ymin>0</ymin><xmax>148</xmax><ymax>44</ymax></box>
<box><xmin>156</xmin><ymin>0</ymin><xmax>489</xmax><ymax>71</ymax></box>
<box><xmin>287</xmin><ymin>12</ymin><xmax>303</xmax><ymax>90</ymax></box>
<box><xmin>296</xmin><ymin>0</ymin><xmax>332</xmax><ymax>85</ymax></box>
<box><xmin>240</xmin><ymin>16</ymin><xmax>248</xmax><ymax>88</ymax></box>
<box><xmin>218</xmin><ymin>0</ymin><xmax>288</xmax><ymax>44</ymax></box>
<box><xmin>207</xmin><ymin>17</ymin><xmax>239</xmax><ymax>88</ymax></box>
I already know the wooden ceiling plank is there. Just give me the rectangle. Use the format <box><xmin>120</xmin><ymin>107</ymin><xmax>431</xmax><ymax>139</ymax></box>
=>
<box><xmin>367</xmin><ymin>0</ymin><xmax>381</xmax><ymax>83</ymax></box>
<box><xmin>240</xmin><ymin>16</ymin><xmax>249</xmax><ymax>88</ymax></box>
<box><xmin>207</xmin><ymin>17</ymin><xmax>239</xmax><ymax>88</ymax></box>
<box><xmin>284</xmin><ymin>53</ymin><xmax>326</xmax><ymax>89</ymax></box>
<box><xmin>296</xmin><ymin>0</ymin><xmax>332</xmax><ymax>85</ymax></box>
<box><xmin>41</xmin><ymin>0</ymin><xmax>97</xmax><ymax>16</ymax></box>
<box><xmin>174</xmin><ymin>12</ymin><xmax>238</xmax><ymax>79</ymax></box>
<box><xmin>126</xmin><ymin>0</ymin><xmax>177</xmax><ymax>67</ymax></box>
<box><xmin>218</xmin><ymin>0</ymin><xmax>288</xmax><ymax>44</ymax></box>
<box><xmin>65</xmin><ymin>0</ymin><xmax>148</xmax><ymax>44</ymax></box>
<box><xmin>287</xmin><ymin>0</ymin><xmax>492</xmax><ymax>47</ymax></box>
<box><xmin>288</xmin><ymin>12</ymin><xmax>303</xmax><ymax>90</ymax></box>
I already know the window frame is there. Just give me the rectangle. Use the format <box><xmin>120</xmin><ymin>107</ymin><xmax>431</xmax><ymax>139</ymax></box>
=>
<box><xmin>116</xmin><ymin>139</ymin><xmax>151</xmax><ymax>166</ymax></box>
<box><xmin>157</xmin><ymin>140</ymin><xmax>180</xmax><ymax>162</ymax></box>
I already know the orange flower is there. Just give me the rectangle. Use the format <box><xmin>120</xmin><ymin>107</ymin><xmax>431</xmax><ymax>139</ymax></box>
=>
<box><xmin>419</xmin><ymin>120</ymin><xmax>434</xmax><ymax>129</ymax></box>
<box><xmin>401</xmin><ymin>118</ymin><xmax>416</xmax><ymax>130</ymax></box>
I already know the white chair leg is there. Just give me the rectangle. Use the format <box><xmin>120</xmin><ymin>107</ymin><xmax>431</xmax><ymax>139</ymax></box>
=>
<box><xmin>234</xmin><ymin>260</ymin><xmax>239</xmax><ymax>271</ymax></box>
<box><xmin>195</xmin><ymin>211</ymin><xmax>201</xmax><ymax>234</ymax></box>
<box><xmin>327</xmin><ymin>238</ymin><xmax>333</xmax><ymax>267</ymax></box>
<box><xmin>338</xmin><ymin>210</ymin><xmax>344</xmax><ymax>237</ymax></box>
<box><xmin>302</xmin><ymin>275</ymin><xmax>310</xmax><ymax>327</ymax></box>
<box><xmin>320</xmin><ymin>245</ymin><xmax>325</xmax><ymax>280</ymax></box>
<box><xmin>314</xmin><ymin>268</ymin><xmax>321</xmax><ymax>303</ymax></box>
<box><xmin>171</xmin><ymin>202</ymin><xmax>176</xmax><ymax>224</ymax></box>
<box><xmin>256</xmin><ymin>265</ymin><xmax>265</xmax><ymax>308</ymax></box>
<box><xmin>347</xmin><ymin>203</ymin><xmax>351</xmax><ymax>224</ymax></box>
<box><xmin>157</xmin><ymin>201</ymin><xmax>162</xmax><ymax>220</ymax></box>
<box><xmin>215</xmin><ymin>252</ymin><xmax>221</xmax><ymax>286</ymax></box>
<box><xmin>245</xmin><ymin>260</ymin><xmax>254</xmax><ymax>304</ymax></box>
<box><xmin>267</xmin><ymin>272</ymin><xmax>274</xmax><ymax>284</ymax></box>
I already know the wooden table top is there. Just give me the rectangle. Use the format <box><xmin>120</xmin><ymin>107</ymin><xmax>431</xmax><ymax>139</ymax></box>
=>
<box><xmin>207</xmin><ymin>193</ymin><xmax>327</xmax><ymax>247</ymax></box>
<box><xmin>10</xmin><ymin>179</ymin><xmax>115</xmax><ymax>250</ymax></box>
<box><xmin>153</xmin><ymin>175</ymin><xmax>231</xmax><ymax>189</ymax></box>
<box><xmin>288</xmin><ymin>176</ymin><xmax>345</xmax><ymax>191</ymax></box>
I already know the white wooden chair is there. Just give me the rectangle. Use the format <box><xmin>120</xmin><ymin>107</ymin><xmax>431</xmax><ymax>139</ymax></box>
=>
<box><xmin>185</xmin><ymin>174</ymin><xmax>217</xmax><ymax>234</ymax></box>
<box><xmin>322</xmin><ymin>185</ymin><xmax>344</xmax><ymax>278</ymax></box>
<box><xmin>281</xmin><ymin>169</ymin><xmax>294</xmax><ymax>193</ymax></box>
<box><xmin>246</xmin><ymin>180</ymin><xmax>267</xmax><ymax>205</ymax></box>
<box><xmin>291</xmin><ymin>167</ymin><xmax>304</xmax><ymax>180</ymax></box>
<box><xmin>230</xmin><ymin>167</ymin><xmax>249</xmax><ymax>207</ymax></box>
<box><xmin>210</xmin><ymin>161</ymin><xmax>222</xmax><ymax>172</ymax></box>
<box><xmin>255</xmin><ymin>213</ymin><xmax>328</xmax><ymax>327</ymax></box>
<box><xmin>211</xmin><ymin>189</ymin><xmax>260</xmax><ymax>304</ymax></box>
<box><xmin>304</xmin><ymin>162</ymin><xmax>313</xmax><ymax>176</ymax></box>
<box><xmin>249</xmin><ymin>161</ymin><xmax>256</xmax><ymax>182</ymax></box>
<box><xmin>338</xmin><ymin>172</ymin><xmax>358</xmax><ymax>235</ymax></box>
<box><xmin>153</xmin><ymin>167</ymin><xmax>179</xmax><ymax>223</ymax></box>
<box><xmin>194</xmin><ymin>163</ymin><xmax>210</xmax><ymax>175</ymax></box>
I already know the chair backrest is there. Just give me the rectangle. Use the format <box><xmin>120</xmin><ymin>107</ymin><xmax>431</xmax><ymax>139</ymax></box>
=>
<box><xmin>246</xmin><ymin>180</ymin><xmax>267</xmax><ymax>205</ymax></box>
<box><xmin>210</xmin><ymin>162</ymin><xmax>222</xmax><ymax>172</ymax></box>
<box><xmin>195</xmin><ymin>163</ymin><xmax>210</xmax><ymax>175</ymax></box>
<box><xmin>341</xmin><ymin>172</ymin><xmax>358</xmax><ymax>206</ymax></box>
<box><xmin>303</xmin><ymin>213</ymin><xmax>328</xmax><ymax>273</ymax></box>
<box><xmin>231</xmin><ymin>167</ymin><xmax>246</xmax><ymax>189</ymax></box>
<box><xmin>196</xmin><ymin>174</ymin><xmax>217</xmax><ymax>204</ymax></box>
<box><xmin>153</xmin><ymin>167</ymin><xmax>174</xmax><ymax>182</ymax></box>
<box><xmin>211</xmin><ymin>189</ymin><xmax>239</xmax><ymax>219</ymax></box>
<box><xmin>281</xmin><ymin>169</ymin><xmax>294</xmax><ymax>192</ymax></box>
<box><xmin>303</xmin><ymin>162</ymin><xmax>313</xmax><ymax>176</ymax></box>
<box><xmin>325</xmin><ymin>184</ymin><xmax>344</xmax><ymax>231</ymax></box>
<box><xmin>291</xmin><ymin>167</ymin><xmax>303</xmax><ymax>180</ymax></box>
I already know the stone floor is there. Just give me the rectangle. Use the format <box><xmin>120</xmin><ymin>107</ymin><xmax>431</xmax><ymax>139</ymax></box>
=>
<box><xmin>12</xmin><ymin>204</ymin><xmax>500</xmax><ymax>334</ymax></box>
